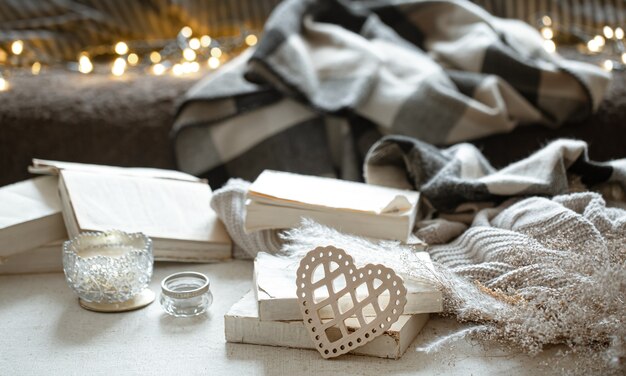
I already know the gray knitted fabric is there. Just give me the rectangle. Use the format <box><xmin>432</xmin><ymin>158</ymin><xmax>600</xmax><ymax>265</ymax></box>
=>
<box><xmin>210</xmin><ymin>178</ymin><xmax>282</xmax><ymax>259</ymax></box>
<box><xmin>428</xmin><ymin>192</ymin><xmax>626</xmax><ymax>290</ymax></box>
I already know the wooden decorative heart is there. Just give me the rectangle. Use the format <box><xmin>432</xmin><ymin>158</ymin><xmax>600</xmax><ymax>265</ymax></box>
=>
<box><xmin>296</xmin><ymin>246</ymin><xmax>407</xmax><ymax>359</ymax></box>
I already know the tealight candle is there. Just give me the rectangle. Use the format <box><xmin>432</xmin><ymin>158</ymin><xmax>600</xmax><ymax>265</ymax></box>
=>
<box><xmin>63</xmin><ymin>230</ymin><xmax>155</xmax><ymax>312</ymax></box>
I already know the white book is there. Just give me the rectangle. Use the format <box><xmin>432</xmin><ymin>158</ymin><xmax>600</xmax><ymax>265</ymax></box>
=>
<box><xmin>245</xmin><ymin>170</ymin><xmax>421</xmax><ymax>242</ymax></box>
<box><xmin>0</xmin><ymin>176</ymin><xmax>67</xmax><ymax>258</ymax></box>
<box><xmin>225</xmin><ymin>291</ymin><xmax>429</xmax><ymax>359</ymax></box>
<box><xmin>0</xmin><ymin>239</ymin><xmax>65</xmax><ymax>275</ymax></box>
<box><xmin>253</xmin><ymin>252</ymin><xmax>442</xmax><ymax>321</ymax></box>
<box><xmin>29</xmin><ymin>159</ymin><xmax>232</xmax><ymax>262</ymax></box>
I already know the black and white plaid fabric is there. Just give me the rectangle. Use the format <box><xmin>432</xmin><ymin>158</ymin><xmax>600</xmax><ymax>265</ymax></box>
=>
<box><xmin>365</xmin><ymin>136</ymin><xmax>626</xmax><ymax>213</ymax></box>
<box><xmin>172</xmin><ymin>0</ymin><xmax>611</xmax><ymax>186</ymax></box>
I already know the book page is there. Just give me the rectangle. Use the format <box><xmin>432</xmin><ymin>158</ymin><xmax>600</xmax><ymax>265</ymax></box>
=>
<box><xmin>30</xmin><ymin>159</ymin><xmax>201</xmax><ymax>182</ymax></box>
<box><xmin>61</xmin><ymin>170</ymin><xmax>229</xmax><ymax>243</ymax></box>
<box><xmin>248</xmin><ymin>170</ymin><xmax>419</xmax><ymax>215</ymax></box>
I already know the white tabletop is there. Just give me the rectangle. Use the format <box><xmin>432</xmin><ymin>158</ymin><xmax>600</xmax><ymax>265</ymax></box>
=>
<box><xmin>0</xmin><ymin>260</ymin><xmax>571</xmax><ymax>375</ymax></box>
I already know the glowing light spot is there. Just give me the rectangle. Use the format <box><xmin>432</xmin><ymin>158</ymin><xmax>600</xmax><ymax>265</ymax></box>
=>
<box><xmin>11</xmin><ymin>40</ymin><xmax>23</xmax><ymax>55</ymax></box>
<box><xmin>541</xmin><ymin>27</ymin><xmax>553</xmax><ymax>40</ymax></box>
<box><xmin>543</xmin><ymin>39</ymin><xmax>556</xmax><ymax>53</ymax></box>
<box><xmin>200</xmin><ymin>35</ymin><xmax>212</xmax><ymax>47</ymax></box>
<box><xmin>172</xmin><ymin>63</ymin><xmax>184</xmax><ymax>76</ymax></box>
<box><xmin>183</xmin><ymin>48</ymin><xmax>196</xmax><ymax>61</ymax></box>
<box><xmin>587</xmin><ymin>39</ymin><xmax>600</xmax><ymax>53</ymax></box>
<box><xmin>150</xmin><ymin>51</ymin><xmax>161</xmax><ymax>64</ymax></box>
<box><xmin>78</xmin><ymin>54</ymin><xmax>93</xmax><ymax>74</ymax></box>
<box><xmin>594</xmin><ymin>35</ymin><xmax>605</xmax><ymax>47</ymax></box>
<box><xmin>127</xmin><ymin>53</ymin><xmax>139</xmax><ymax>65</ymax></box>
<box><xmin>31</xmin><ymin>62</ymin><xmax>41</xmax><ymax>75</ymax></box>
<box><xmin>189</xmin><ymin>38</ymin><xmax>201</xmax><ymax>50</ymax></box>
<box><xmin>210</xmin><ymin>47</ymin><xmax>222</xmax><ymax>58</ymax></box>
<box><xmin>245</xmin><ymin>34</ymin><xmax>258</xmax><ymax>46</ymax></box>
<box><xmin>603</xmin><ymin>26</ymin><xmax>614</xmax><ymax>39</ymax></box>
<box><xmin>602</xmin><ymin>59</ymin><xmax>613</xmax><ymax>71</ymax></box>
<box><xmin>115</xmin><ymin>42</ymin><xmax>129</xmax><ymax>55</ymax></box>
<box><xmin>112</xmin><ymin>57</ymin><xmax>126</xmax><ymax>76</ymax></box>
<box><xmin>615</xmin><ymin>27</ymin><xmax>624</xmax><ymax>40</ymax></box>
<box><xmin>207</xmin><ymin>56</ymin><xmax>220</xmax><ymax>69</ymax></box>
<box><xmin>180</xmin><ymin>26</ymin><xmax>193</xmax><ymax>38</ymax></box>
<box><xmin>152</xmin><ymin>63</ymin><xmax>166</xmax><ymax>76</ymax></box>
<box><xmin>0</xmin><ymin>76</ymin><xmax>9</xmax><ymax>91</ymax></box>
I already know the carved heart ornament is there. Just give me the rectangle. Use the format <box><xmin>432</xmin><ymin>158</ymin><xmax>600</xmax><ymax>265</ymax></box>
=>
<box><xmin>296</xmin><ymin>246</ymin><xmax>407</xmax><ymax>358</ymax></box>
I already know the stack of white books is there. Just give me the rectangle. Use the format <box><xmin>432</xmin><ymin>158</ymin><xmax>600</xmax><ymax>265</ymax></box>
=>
<box><xmin>225</xmin><ymin>252</ymin><xmax>443</xmax><ymax>359</ymax></box>
<box><xmin>0</xmin><ymin>159</ymin><xmax>232</xmax><ymax>274</ymax></box>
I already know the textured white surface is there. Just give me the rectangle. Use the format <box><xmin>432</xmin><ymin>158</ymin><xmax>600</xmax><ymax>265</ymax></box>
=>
<box><xmin>0</xmin><ymin>260</ymin><xmax>570</xmax><ymax>375</ymax></box>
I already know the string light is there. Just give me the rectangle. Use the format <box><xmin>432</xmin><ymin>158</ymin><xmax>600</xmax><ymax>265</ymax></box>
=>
<box><xmin>543</xmin><ymin>39</ymin><xmax>556</xmax><ymax>53</ymax></box>
<box><xmin>31</xmin><ymin>62</ymin><xmax>41</xmax><ymax>75</ymax></box>
<box><xmin>594</xmin><ymin>35</ymin><xmax>605</xmax><ymax>47</ymax></box>
<box><xmin>245</xmin><ymin>34</ymin><xmax>258</xmax><ymax>46</ymax></box>
<box><xmin>149</xmin><ymin>51</ymin><xmax>161</xmax><ymax>64</ymax></box>
<box><xmin>622</xmin><ymin>53</ymin><xmax>626</xmax><ymax>65</ymax></box>
<box><xmin>189</xmin><ymin>38</ymin><xmax>201</xmax><ymax>50</ymax></box>
<box><xmin>200</xmin><ymin>35</ymin><xmax>212</xmax><ymax>47</ymax></box>
<box><xmin>0</xmin><ymin>75</ymin><xmax>9</xmax><ymax>91</ymax></box>
<box><xmin>208</xmin><ymin>56</ymin><xmax>220</xmax><ymax>69</ymax></box>
<box><xmin>587</xmin><ymin>39</ymin><xmax>601</xmax><ymax>53</ymax></box>
<box><xmin>540</xmin><ymin>27</ymin><xmax>553</xmax><ymax>40</ymax></box>
<box><xmin>127</xmin><ymin>53</ymin><xmax>139</xmax><ymax>65</ymax></box>
<box><xmin>0</xmin><ymin>25</ymin><xmax>259</xmax><ymax>79</ymax></box>
<box><xmin>114</xmin><ymin>42</ymin><xmax>129</xmax><ymax>55</ymax></box>
<box><xmin>616</xmin><ymin>27</ymin><xmax>624</xmax><ymax>40</ymax></box>
<box><xmin>111</xmin><ymin>57</ymin><xmax>126</xmax><ymax>76</ymax></box>
<box><xmin>152</xmin><ymin>63</ymin><xmax>166</xmax><ymax>75</ymax></box>
<box><xmin>78</xmin><ymin>54</ymin><xmax>93</xmax><ymax>74</ymax></box>
<box><xmin>602</xmin><ymin>59</ymin><xmax>613</xmax><ymax>71</ymax></box>
<box><xmin>182</xmin><ymin>48</ymin><xmax>196</xmax><ymax>61</ymax></box>
<box><xmin>180</xmin><ymin>26</ymin><xmax>193</xmax><ymax>38</ymax></box>
<box><xmin>210</xmin><ymin>47</ymin><xmax>222</xmax><ymax>58</ymax></box>
<box><xmin>542</xmin><ymin>15</ymin><xmax>552</xmax><ymax>26</ymax></box>
<box><xmin>11</xmin><ymin>40</ymin><xmax>24</xmax><ymax>55</ymax></box>
<box><xmin>603</xmin><ymin>26</ymin><xmax>614</xmax><ymax>39</ymax></box>
<box><xmin>172</xmin><ymin>63</ymin><xmax>184</xmax><ymax>76</ymax></box>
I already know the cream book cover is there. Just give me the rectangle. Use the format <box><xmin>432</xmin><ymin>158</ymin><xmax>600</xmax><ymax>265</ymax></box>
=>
<box><xmin>253</xmin><ymin>252</ymin><xmax>442</xmax><ymax>321</ymax></box>
<box><xmin>0</xmin><ymin>176</ymin><xmax>66</xmax><ymax>258</ymax></box>
<box><xmin>245</xmin><ymin>170</ymin><xmax>421</xmax><ymax>242</ymax></box>
<box><xmin>225</xmin><ymin>291</ymin><xmax>429</xmax><ymax>359</ymax></box>
<box><xmin>57</xmin><ymin>168</ymin><xmax>231</xmax><ymax>262</ymax></box>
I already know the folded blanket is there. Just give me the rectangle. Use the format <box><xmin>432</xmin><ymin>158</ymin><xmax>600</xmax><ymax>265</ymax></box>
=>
<box><xmin>173</xmin><ymin>0</ymin><xmax>610</xmax><ymax>186</ymax></box>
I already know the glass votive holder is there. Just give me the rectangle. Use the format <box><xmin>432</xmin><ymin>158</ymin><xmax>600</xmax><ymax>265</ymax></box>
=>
<box><xmin>160</xmin><ymin>271</ymin><xmax>213</xmax><ymax>317</ymax></box>
<box><xmin>62</xmin><ymin>230</ymin><xmax>155</xmax><ymax>312</ymax></box>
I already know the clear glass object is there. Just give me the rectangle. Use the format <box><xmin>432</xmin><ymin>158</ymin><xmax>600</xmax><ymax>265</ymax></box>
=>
<box><xmin>62</xmin><ymin>230</ymin><xmax>153</xmax><ymax>303</ymax></box>
<box><xmin>160</xmin><ymin>271</ymin><xmax>213</xmax><ymax>317</ymax></box>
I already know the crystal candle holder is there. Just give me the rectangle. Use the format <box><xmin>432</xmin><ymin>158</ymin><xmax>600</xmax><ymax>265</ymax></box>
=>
<box><xmin>63</xmin><ymin>230</ymin><xmax>155</xmax><ymax>312</ymax></box>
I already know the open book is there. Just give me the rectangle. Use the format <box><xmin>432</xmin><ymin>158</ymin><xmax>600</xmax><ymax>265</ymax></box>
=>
<box><xmin>245</xmin><ymin>170</ymin><xmax>421</xmax><ymax>242</ymax></box>
<box><xmin>31</xmin><ymin>159</ymin><xmax>232</xmax><ymax>262</ymax></box>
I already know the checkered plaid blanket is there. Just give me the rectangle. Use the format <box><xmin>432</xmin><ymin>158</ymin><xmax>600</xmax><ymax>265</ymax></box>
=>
<box><xmin>172</xmin><ymin>0</ymin><xmax>610</xmax><ymax>186</ymax></box>
<box><xmin>365</xmin><ymin>136</ymin><xmax>626</xmax><ymax>213</ymax></box>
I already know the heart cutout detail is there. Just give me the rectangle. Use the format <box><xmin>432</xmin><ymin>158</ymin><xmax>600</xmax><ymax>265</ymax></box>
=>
<box><xmin>296</xmin><ymin>246</ymin><xmax>407</xmax><ymax>358</ymax></box>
